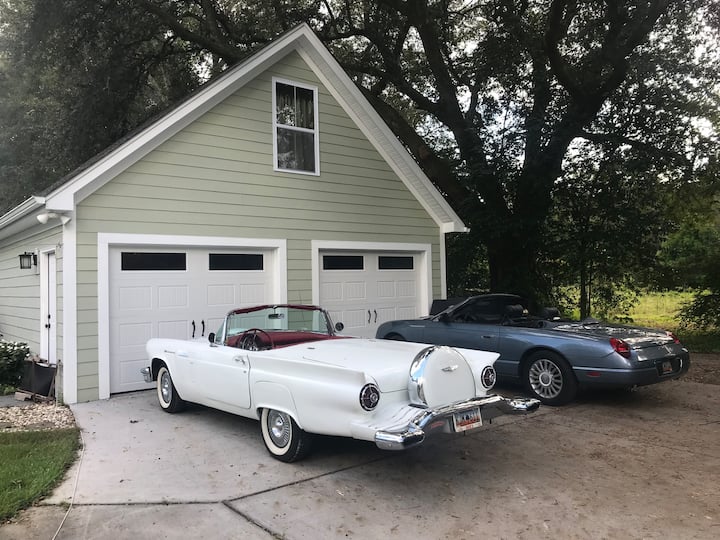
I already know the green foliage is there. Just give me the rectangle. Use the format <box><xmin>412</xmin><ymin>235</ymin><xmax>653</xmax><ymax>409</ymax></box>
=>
<box><xmin>0</xmin><ymin>428</ymin><xmax>79</xmax><ymax>521</ymax></box>
<box><xmin>680</xmin><ymin>291</ymin><xmax>720</xmax><ymax>329</ymax></box>
<box><xmin>0</xmin><ymin>0</ymin><xmax>202</xmax><ymax>211</ymax></box>
<box><xmin>0</xmin><ymin>341</ymin><xmax>29</xmax><ymax>389</ymax></box>
<box><xmin>446</xmin><ymin>232</ymin><xmax>490</xmax><ymax>296</ymax></box>
<box><xmin>677</xmin><ymin>329</ymin><xmax>720</xmax><ymax>354</ymax></box>
<box><xmin>658</xmin><ymin>221</ymin><xmax>720</xmax><ymax>289</ymax></box>
<box><xmin>543</xmin><ymin>144</ymin><xmax>672</xmax><ymax>318</ymax></box>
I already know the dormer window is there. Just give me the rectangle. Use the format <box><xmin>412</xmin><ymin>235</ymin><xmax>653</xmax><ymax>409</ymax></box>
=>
<box><xmin>273</xmin><ymin>78</ymin><xmax>319</xmax><ymax>174</ymax></box>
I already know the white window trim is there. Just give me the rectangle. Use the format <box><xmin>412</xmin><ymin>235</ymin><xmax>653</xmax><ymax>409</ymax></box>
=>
<box><xmin>97</xmin><ymin>233</ymin><xmax>287</xmax><ymax>400</ymax></box>
<box><xmin>311</xmin><ymin>240</ymin><xmax>432</xmax><ymax>316</ymax></box>
<box><xmin>272</xmin><ymin>77</ymin><xmax>320</xmax><ymax>176</ymax></box>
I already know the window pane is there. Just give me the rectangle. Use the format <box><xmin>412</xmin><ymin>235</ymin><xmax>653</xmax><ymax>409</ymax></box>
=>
<box><xmin>121</xmin><ymin>252</ymin><xmax>186</xmax><ymax>271</ymax></box>
<box><xmin>209</xmin><ymin>254</ymin><xmax>263</xmax><ymax>271</ymax></box>
<box><xmin>323</xmin><ymin>255</ymin><xmax>364</xmax><ymax>270</ymax></box>
<box><xmin>295</xmin><ymin>87</ymin><xmax>314</xmax><ymax>129</ymax></box>
<box><xmin>276</xmin><ymin>83</ymin><xmax>296</xmax><ymax>126</ymax></box>
<box><xmin>378</xmin><ymin>256</ymin><xmax>414</xmax><ymax>270</ymax></box>
<box><xmin>277</xmin><ymin>128</ymin><xmax>315</xmax><ymax>172</ymax></box>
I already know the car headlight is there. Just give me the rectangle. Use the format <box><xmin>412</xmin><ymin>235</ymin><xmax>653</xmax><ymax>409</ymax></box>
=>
<box><xmin>481</xmin><ymin>366</ymin><xmax>496</xmax><ymax>389</ymax></box>
<box><xmin>359</xmin><ymin>383</ymin><xmax>380</xmax><ymax>411</ymax></box>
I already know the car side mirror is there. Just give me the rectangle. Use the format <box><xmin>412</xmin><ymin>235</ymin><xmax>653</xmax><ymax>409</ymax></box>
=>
<box><xmin>208</xmin><ymin>332</ymin><xmax>215</xmax><ymax>343</ymax></box>
<box><xmin>335</xmin><ymin>322</ymin><xmax>344</xmax><ymax>332</ymax></box>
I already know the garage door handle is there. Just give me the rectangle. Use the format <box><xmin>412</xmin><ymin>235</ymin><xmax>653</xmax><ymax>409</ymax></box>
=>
<box><xmin>201</xmin><ymin>320</ymin><xmax>205</xmax><ymax>337</ymax></box>
<box><xmin>367</xmin><ymin>310</ymin><xmax>371</xmax><ymax>324</ymax></box>
<box><xmin>374</xmin><ymin>310</ymin><xmax>377</xmax><ymax>323</ymax></box>
<box><xmin>191</xmin><ymin>320</ymin><xmax>195</xmax><ymax>339</ymax></box>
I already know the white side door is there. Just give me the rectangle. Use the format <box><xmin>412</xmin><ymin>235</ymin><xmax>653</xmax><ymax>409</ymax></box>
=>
<box><xmin>40</xmin><ymin>251</ymin><xmax>57</xmax><ymax>364</ymax></box>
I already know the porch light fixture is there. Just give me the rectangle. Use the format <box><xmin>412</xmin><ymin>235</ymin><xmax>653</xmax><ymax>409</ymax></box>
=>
<box><xmin>37</xmin><ymin>211</ymin><xmax>72</xmax><ymax>225</ymax></box>
<box><xmin>19</xmin><ymin>252</ymin><xmax>37</xmax><ymax>269</ymax></box>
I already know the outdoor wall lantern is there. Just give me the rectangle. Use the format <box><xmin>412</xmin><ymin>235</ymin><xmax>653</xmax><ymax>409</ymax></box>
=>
<box><xmin>19</xmin><ymin>252</ymin><xmax>37</xmax><ymax>269</ymax></box>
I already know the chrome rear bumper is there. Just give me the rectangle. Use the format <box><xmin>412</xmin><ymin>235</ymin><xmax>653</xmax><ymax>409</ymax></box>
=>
<box><xmin>141</xmin><ymin>367</ymin><xmax>152</xmax><ymax>383</ymax></box>
<box><xmin>374</xmin><ymin>395</ymin><xmax>540</xmax><ymax>451</ymax></box>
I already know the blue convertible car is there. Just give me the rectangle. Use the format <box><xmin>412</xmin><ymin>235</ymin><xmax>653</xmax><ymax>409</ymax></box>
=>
<box><xmin>376</xmin><ymin>294</ymin><xmax>690</xmax><ymax>405</ymax></box>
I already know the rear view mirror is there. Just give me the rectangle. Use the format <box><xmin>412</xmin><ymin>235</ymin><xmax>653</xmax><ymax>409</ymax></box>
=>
<box><xmin>335</xmin><ymin>322</ymin><xmax>344</xmax><ymax>332</ymax></box>
<box><xmin>208</xmin><ymin>332</ymin><xmax>215</xmax><ymax>343</ymax></box>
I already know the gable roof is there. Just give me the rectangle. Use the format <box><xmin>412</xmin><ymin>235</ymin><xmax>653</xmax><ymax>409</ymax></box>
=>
<box><xmin>0</xmin><ymin>23</ymin><xmax>467</xmax><ymax>234</ymax></box>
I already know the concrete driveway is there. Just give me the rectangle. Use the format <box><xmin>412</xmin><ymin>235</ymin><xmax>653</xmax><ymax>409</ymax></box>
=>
<box><xmin>2</xmin><ymin>380</ymin><xmax>719</xmax><ymax>539</ymax></box>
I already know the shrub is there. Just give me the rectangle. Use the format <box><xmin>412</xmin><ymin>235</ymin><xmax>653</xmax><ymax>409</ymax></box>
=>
<box><xmin>0</xmin><ymin>340</ymin><xmax>29</xmax><ymax>389</ymax></box>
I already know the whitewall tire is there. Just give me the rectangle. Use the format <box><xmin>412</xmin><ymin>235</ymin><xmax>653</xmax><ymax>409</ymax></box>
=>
<box><xmin>260</xmin><ymin>408</ymin><xmax>312</xmax><ymax>462</ymax></box>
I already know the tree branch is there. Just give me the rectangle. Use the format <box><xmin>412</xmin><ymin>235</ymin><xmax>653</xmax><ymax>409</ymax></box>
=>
<box><xmin>578</xmin><ymin>129</ymin><xmax>690</xmax><ymax>165</ymax></box>
<box><xmin>136</xmin><ymin>0</ymin><xmax>243</xmax><ymax>63</ymax></box>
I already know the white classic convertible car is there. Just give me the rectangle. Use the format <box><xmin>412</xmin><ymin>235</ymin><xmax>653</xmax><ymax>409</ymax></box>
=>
<box><xmin>142</xmin><ymin>304</ymin><xmax>540</xmax><ymax>462</ymax></box>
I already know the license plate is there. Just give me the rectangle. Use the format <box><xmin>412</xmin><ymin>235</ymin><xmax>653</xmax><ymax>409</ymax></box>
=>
<box><xmin>453</xmin><ymin>408</ymin><xmax>482</xmax><ymax>432</ymax></box>
<box><xmin>662</xmin><ymin>360</ymin><xmax>674</xmax><ymax>374</ymax></box>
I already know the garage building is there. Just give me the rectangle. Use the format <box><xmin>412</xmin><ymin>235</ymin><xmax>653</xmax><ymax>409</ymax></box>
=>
<box><xmin>0</xmin><ymin>24</ymin><xmax>466</xmax><ymax>403</ymax></box>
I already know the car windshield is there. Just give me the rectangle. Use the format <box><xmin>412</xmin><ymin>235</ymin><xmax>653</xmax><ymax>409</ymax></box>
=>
<box><xmin>225</xmin><ymin>306</ymin><xmax>332</xmax><ymax>339</ymax></box>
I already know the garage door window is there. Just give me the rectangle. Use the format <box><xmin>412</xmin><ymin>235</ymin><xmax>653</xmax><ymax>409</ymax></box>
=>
<box><xmin>378</xmin><ymin>256</ymin><xmax>414</xmax><ymax>270</ymax></box>
<box><xmin>323</xmin><ymin>255</ymin><xmax>364</xmax><ymax>270</ymax></box>
<box><xmin>209</xmin><ymin>253</ymin><xmax>264</xmax><ymax>271</ymax></box>
<box><xmin>121</xmin><ymin>252</ymin><xmax>186</xmax><ymax>271</ymax></box>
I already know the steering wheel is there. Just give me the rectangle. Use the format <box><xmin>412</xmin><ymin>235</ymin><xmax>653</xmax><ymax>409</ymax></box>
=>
<box><xmin>238</xmin><ymin>328</ymin><xmax>274</xmax><ymax>351</ymax></box>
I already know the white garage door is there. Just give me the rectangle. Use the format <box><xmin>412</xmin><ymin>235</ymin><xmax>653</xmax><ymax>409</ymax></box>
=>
<box><xmin>109</xmin><ymin>247</ymin><xmax>273</xmax><ymax>393</ymax></box>
<box><xmin>319</xmin><ymin>251</ymin><xmax>421</xmax><ymax>338</ymax></box>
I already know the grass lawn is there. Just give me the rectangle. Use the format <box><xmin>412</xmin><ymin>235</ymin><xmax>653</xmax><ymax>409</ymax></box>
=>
<box><xmin>0</xmin><ymin>428</ymin><xmax>80</xmax><ymax>522</ymax></box>
<box><xmin>622</xmin><ymin>291</ymin><xmax>720</xmax><ymax>353</ymax></box>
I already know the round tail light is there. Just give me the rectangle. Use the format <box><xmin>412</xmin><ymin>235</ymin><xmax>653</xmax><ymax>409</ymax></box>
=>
<box><xmin>481</xmin><ymin>366</ymin><xmax>496</xmax><ymax>389</ymax></box>
<box><xmin>359</xmin><ymin>383</ymin><xmax>380</xmax><ymax>411</ymax></box>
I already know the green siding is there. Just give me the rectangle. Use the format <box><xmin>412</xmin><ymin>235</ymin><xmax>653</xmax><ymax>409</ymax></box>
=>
<box><xmin>0</xmin><ymin>225</ymin><xmax>63</xmax><ymax>368</ymax></box>
<box><xmin>73</xmin><ymin>51</ymin><xmax>443</xmax><ymax>401</ymax></box>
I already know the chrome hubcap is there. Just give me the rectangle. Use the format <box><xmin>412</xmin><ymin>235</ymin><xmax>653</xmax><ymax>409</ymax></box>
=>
<box><xmin>268</xmin><ymin>410</ymin><xmax>291</xmax><ymax>448</ymax></box>
<box><xmin>529</xmin><ymin>359</ymin><xmax>563</xmax><ymax>399</ymax></box>
<box><xmin>160</xmin><ymin>371</ymin><xmax>172</xmax><ymax>403</ymax></box>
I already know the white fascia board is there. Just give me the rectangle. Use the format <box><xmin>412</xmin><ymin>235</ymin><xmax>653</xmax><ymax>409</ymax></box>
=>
<box><xmin>0</xmin><ymin>198</ymin><xmax>60</xmax><ymax>242</ymax></box>
<box><xmin>44</xmin><ymin>26</ymin><xmax>310</xmax><ymax>212</ymax></box>
<box><xmin>294</xmin><ymin>32</ymin><xmax>468</xmax><ymax>234</ymax></box>
<box><xmin>0</xmin><ymin>197</ymin><xmax>43</xmax><ymax>228</ymax></box>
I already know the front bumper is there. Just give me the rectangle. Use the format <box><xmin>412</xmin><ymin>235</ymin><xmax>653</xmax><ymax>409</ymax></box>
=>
<box><xmin>373</xmin><ymin>394</ymin><xmax>540</xmax><ymax>451</ymax></box>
